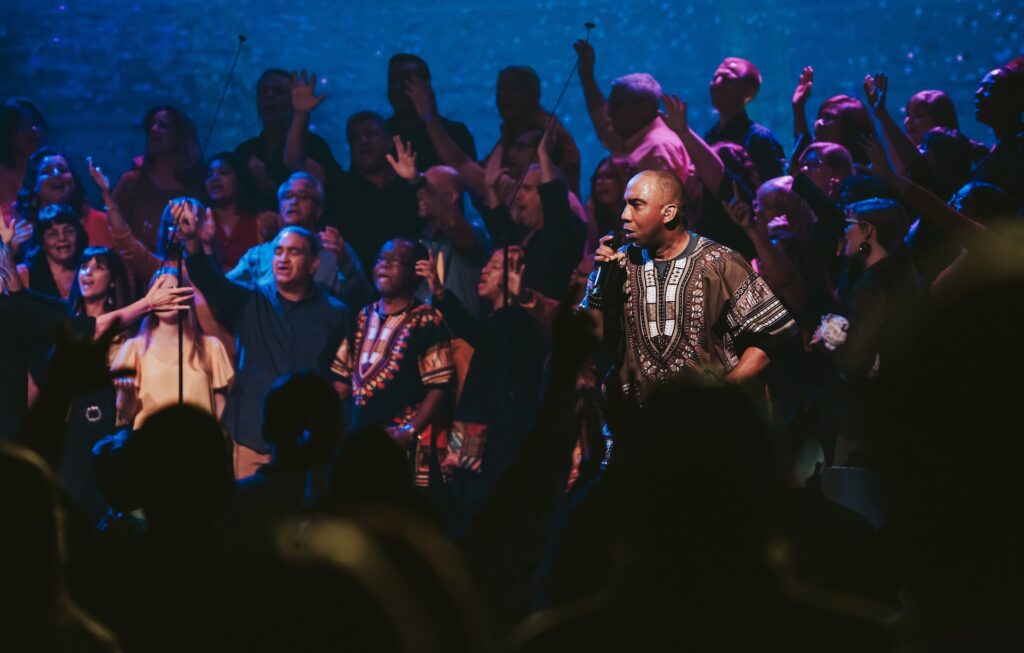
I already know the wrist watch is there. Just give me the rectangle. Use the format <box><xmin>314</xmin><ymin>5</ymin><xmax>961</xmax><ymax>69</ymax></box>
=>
<box><xmin>410</xmin><ymin>174</ymin><xmax>428</xmax><ymax>191</ymax></box>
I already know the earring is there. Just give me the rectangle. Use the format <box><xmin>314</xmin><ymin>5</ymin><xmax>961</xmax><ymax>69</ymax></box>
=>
<box><xmin>858</xmin><ymin>242</ymin><xmax>872</xmax><ymax>257</ymax></box>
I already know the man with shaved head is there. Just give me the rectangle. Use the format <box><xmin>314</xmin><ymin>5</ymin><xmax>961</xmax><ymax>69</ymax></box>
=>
<box><xmin>705</xmin><ymin>57</ymin><xmax>786</xmax><ymax>181</ymax></box>
<box><xmin>582</xmin><ymin>169</ymin><xmax>796</xmax><ymax>401</ymax></box>
<box><xmin>385</xmin><ymin>137</ymin><xmax>491</xmax><ymax>316</ymax></box>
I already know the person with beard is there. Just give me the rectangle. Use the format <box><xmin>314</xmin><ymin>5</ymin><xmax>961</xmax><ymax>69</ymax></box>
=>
<box><xmin>332</xmin><ymin>239</ymin><xmax>455</xmax><ymax>489</ymax></box>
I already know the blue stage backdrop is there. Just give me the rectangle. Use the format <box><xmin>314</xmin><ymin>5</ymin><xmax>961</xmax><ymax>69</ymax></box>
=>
<box><xmin>2</xmin><ymin>0</ymin><xmax>1019</xmax><ymax>202</ymax></box>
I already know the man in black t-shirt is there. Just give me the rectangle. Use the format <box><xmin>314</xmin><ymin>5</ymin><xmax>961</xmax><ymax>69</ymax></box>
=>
<box><xmin>385</xmin><ymin>53</ymin><xmax>477</xmax><ymax>172</ymax></box>
<box><xmin>234</xmin><ymin>68</ymin><xmax>340</xmax><ymax>198</ymax></box>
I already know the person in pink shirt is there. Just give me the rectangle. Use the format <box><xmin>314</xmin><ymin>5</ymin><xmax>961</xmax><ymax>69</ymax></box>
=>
<box><xmin>573</xmin><ymin>40</ymin><xmax>691</xmax><ymax>185</ymax></box>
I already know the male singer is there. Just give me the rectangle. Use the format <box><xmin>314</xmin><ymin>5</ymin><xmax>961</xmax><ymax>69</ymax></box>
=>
<box><xmin>580</xmin><ymin>170</ymin><xmax>797</xmax><ymax>401</ymax></box>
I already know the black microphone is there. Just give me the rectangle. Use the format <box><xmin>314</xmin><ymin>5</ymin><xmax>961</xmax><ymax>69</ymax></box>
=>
<box><xmin>588</xmin><ymin>231</ymin><xmax>622</xmax><ymax>309</ymax></box>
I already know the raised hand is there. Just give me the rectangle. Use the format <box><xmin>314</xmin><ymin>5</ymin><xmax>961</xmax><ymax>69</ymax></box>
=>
<box><xmin>722</xmin><ymin>182</ymin><xmax>754</xmax><ymax>231</ymax></box>
<box><xmin>318</xmin><ymin>226</ymin><xmax>349</xmax><ymax>265</ymax></box>
<box><xmin>414</xmin><ymin>249</ymin><xmax>443</xmax><ymax>299</ymax></box>
<box><xmin>660</xmin><ymin>93</ymin><xmax>688</xmax><ymax>136</ymax></box>
<box><xmin>290</xmin><ymin>68</ymin><xmax>326</xmax><ymax>114</ymax></box>
<box><xmin>385</xmin><ymin>135</ymin><xmax>419</xmax><ymax>181</ymax></box>
<box><xmin>506</xmin><ymin>246</ymin><xmax>527</xmax><ymax>302</ymax></box>
<box><xmin>861</xmin><ymin>134</ymin><xmax>894</xmax><ymax>179</ymax></box>
<box><xmin>863</xmin><ymin>72</ymin><xmax>888</xmax><ymax>114</ymax></box>
<box><xmin>573</xmin><ymin>39</ymin><xmax>596</xmax><ymax>77</ymax></box>
<box><xmin>87</xmin><ymin>156</ymin><xmax>111</xmax><ymax>195</ymax></box>
<box><xmin>792</xmin><ymin>66</ymin><xmax>814</xmax><ymax>108</ymax></box>
<box><xmin>405</xmin><ymin>77</ymin><xmax>437</xmax><ymax>122</ymax></box>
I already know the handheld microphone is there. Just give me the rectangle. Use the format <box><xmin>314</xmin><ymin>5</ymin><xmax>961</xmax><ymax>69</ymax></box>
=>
<box><xmin>588</xmin><ymin>230</ymin><xmax>622</xmax><ymax>308</ymax></box>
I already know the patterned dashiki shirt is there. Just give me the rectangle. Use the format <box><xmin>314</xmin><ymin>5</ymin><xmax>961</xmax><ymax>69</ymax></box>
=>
<box><xmin>582</xmin><ymin>233</ymin><xmax>797</xmax><ymax>398</ymax></box>
<box><xmin>332</xmin><ymin>299</ymin><xmax>455</xmax><ymax>486</ymax></box>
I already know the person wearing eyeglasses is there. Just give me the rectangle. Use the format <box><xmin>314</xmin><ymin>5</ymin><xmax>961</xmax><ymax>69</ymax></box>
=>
<box><xmin>227</xmin><ymin>172</ymin><xmax>374</xmax><ymax>310</ymax></box>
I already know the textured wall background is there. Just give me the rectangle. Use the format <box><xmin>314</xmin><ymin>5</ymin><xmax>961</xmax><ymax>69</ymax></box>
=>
<box><xmin>1</xmin><ymin>0</ymin><xmax>1019</xmax><ymax>202</ymax></box>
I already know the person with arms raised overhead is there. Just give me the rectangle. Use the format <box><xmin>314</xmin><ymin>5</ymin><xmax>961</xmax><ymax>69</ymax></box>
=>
<box><xmin>574</xmin><ymin>40</ymin><xmax>691</xmax><ymax>185</ymax></box>
<box><xmin>177</xmin><ymin>202</ymin><xmax>352</xmax><ymax>480</ymax></box>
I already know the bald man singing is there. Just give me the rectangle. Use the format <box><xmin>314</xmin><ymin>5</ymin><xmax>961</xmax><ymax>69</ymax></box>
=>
<box><xmin>582</xmin><ymin>170</ymin><xmax>797</xmax><ymax>402</ymax></box>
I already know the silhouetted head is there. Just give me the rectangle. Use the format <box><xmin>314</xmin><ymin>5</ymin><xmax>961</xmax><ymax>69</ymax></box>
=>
<box><xmin>496</xmin><ymin>66</ymin><xmax>541</xmax><ymax>124</ymax></box>
<box><xmin>262</xmin><ymin>370</ymin><xmax>344</xmax><ymax>466</ymax></box>
<box><xmin>94</xmin><ymin>405</ymin><xmax>232</xmax><ymax>537</ymax></box>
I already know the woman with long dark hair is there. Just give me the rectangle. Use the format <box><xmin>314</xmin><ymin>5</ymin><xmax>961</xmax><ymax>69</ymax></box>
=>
<box><xmin>14</xmin><ymin>147</ymin><xmax>114</xmax><ymax>254</ymax></box>
<box><xmin>112</xmin><ymin>268</ymin><xmax>233</xmax><ymax>429</ymax></box>
<box><xmin>111</xmin><ymin>106</ymin><xmax>204</xmax><ymax>251</ymax></box>
<box><xmin>202</xmin><ymin>151</ymin><xmax>267</xmax><ymax>271</ymax></box>
<box><xmin>62</xmin><ymin>246</ymin><xmax>132</xmax><ymax>520</ymax></box>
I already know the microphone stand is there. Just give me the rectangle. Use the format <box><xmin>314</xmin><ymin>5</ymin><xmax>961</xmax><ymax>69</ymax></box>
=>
<box><xmin>498</xmin><ymin>21</ymin><xmax>595</xmax><ymax>405</ymax></box>
<box><xmin>162</xmin><ymin>210</ymin><xmax>186</xmax><ymax>405</ymax></box>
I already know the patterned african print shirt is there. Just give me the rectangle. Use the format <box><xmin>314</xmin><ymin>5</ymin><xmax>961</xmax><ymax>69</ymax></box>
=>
<box><xmin>582</xmin><ymin>233</ymin><xmax>797</xmax><ymax>397</ymax></box>
<box><xmin>332</xmin><ymin>299</ymin><xmax>455</xmax><ymax>485</ymax></box>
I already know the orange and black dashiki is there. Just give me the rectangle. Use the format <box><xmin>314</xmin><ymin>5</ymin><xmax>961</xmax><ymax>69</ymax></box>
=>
<box><xmin>332</xmin><ymin>299</ymin><xmax>455</xmax><ymax>486</ymax></box>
